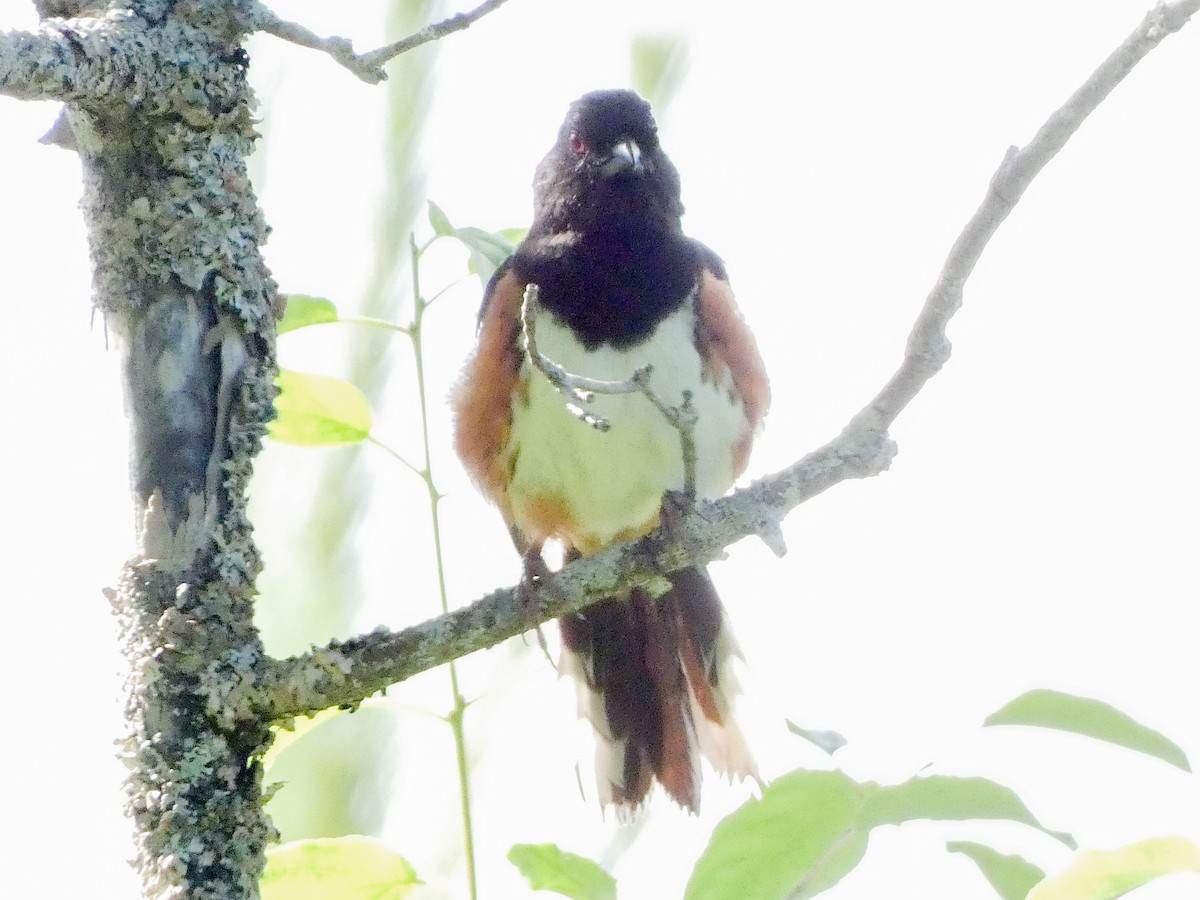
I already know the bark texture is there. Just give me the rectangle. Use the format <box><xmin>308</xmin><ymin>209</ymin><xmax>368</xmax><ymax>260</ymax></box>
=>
<box><xmin>2</xmin><ymin>3</ymin><xmax>280</xmax><ymax>896</ymax></box>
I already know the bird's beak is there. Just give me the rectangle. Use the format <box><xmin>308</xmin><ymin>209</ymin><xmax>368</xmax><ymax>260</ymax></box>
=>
<box><xmin>601</xmin><ymin>139</ymin><xmax>644</xmax><ymax>177</ymax></box>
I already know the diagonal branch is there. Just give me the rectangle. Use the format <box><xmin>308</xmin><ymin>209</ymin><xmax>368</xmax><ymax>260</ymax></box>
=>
<box><xmin>252</xmin><ymin>0</ymin><xmax>511</xmax><ymax>85</ymax></box>
<box><xmin>257</xmin><ymin>427</ymin><xmax>883</xmax><ymax>722</ymax></box>
<box><xmin>246</xmin><ymin>0</ymin><xmax>1200</xmax><ymax>723</ymax></box>
<box><xmin>863</xmin><ymin>0</ymin><xmax>1200</xmax><ymax>432</ymax></box>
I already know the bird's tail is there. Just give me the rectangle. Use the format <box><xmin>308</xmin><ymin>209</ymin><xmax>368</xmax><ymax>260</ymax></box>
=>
<box><xmin>558</xmin><ymin>566</ymin><xmax>757</xmax><ymax>815</ymax></box>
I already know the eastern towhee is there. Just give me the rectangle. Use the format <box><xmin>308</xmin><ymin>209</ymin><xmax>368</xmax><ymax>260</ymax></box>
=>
<box><xmin>452</xmin><ymin>89</ymin><xmax>770</xmax><ymax>814</ymax></box>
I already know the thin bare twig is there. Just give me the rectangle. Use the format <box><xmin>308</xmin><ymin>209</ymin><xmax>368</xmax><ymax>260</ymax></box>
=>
<box><xmin>520</xmin><ymin>283</ymin><xmax>699</xmax><ymax>495</ymax></box>
<box><xmin>359</xmin><ymin>0</ymin><xmax>511</xmax><ymax>71</ymax></box>
<box><xmin>640</xmin><ymin>383</ymin><xmax>698</xmax><ymax>499</ymax></box>
<box><xmin>245</xmin><ymin>0</ymin><xmax>1200</xmax><ymax>722</ymax></box>
<box><xmin>860</xmin><ymin>0</ymin><xmax>1200</xmax><ymax>433</ymax></box>
<box><xmin>519</xmin><ymin>283</ymin><xmax>637</xmax><ymax>430</ymax></box>
<box><xmin>252</xmin><ymin>0</ymin><xmax>511</xmax><ymax>85</ymax></box>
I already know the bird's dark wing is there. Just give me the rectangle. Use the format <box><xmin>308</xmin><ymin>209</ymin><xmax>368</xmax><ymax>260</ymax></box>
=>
<box><xmin>452</xmin><ymin>261</ymin><xmax>528</xmax><ymax>516</ymax></box>
<box><xmin>693</xmin><ymin>247</ymin><xmax>771</xmax><ymax>474</ymax></box>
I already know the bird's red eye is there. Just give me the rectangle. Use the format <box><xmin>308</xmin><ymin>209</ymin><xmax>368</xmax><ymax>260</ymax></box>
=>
<box><xmin>569</xmin><ymin>131</ymin><xmax>587</xmax><ymax>156</ymax></box>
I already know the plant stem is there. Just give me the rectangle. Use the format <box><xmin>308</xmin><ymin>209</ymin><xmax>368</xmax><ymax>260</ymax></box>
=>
<box><xmin>408</xmin><ymin>233</ymin><xmax>477</xmax><ymax>900</ymax></box>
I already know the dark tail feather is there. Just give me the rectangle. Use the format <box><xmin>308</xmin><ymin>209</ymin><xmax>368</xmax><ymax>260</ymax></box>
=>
<box><xmin>558</xmin><ymin>566</ymin><xmax>756</xmax><ymax>815</ymax></box>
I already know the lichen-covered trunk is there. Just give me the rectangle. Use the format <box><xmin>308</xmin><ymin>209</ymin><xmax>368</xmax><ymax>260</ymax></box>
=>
<box><xmin>53</xmin><ymin>5</ymin><xmax>279</xmax><ymax>898</ymax></box>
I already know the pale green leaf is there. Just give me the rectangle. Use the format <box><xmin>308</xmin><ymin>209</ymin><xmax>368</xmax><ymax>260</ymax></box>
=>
<box><xmin>947</xmin><ymin>840</ymin><xmax>1046</xmax><ymax>900</ymax></box>
<box><xmin>686</xmin><ymin>769</ymin><xmax>867</xmax><ymax>900</ymax></box>
<box><xmin>427</xmin><ymin>200</ymin><xmax>455</xmax><ymax>237</ymax></box>
<box><xmin>630</xmin><ymin>33</ymin><xmax>690</xmax><ymax>113</ymax></box>
<box><xmin>261</xmin><ymin>707</ymin><xmax>345</xmax><ymax>775</ymax></box>
<box><xmin>1027</xmin><ymin>837</ymin><xmax>1200</xmax><ymax>900</ymax></box>
<box><xmin>786</xmin><ymin>719</ymin><xmax>848</xmax><ymax>755</ymax></box>
<box><xmin>453</xmin><ymin>225</ymin><xmax>515</xmax><ymax>283</ymax></box>
<box><xmin>690</xmin><ymin>769</ymin><xmax>1074</xmax><ymax>899</ymax></box>
<box><xmin>860</xmin><ymin>775</ymin><xmax>1075</xmax><ymax>848</ymax></box>
<box><xmin>792</xmin><ymin>829</ymin><xmax>871</xmax><ymax>900</ymax></box>
<box><xmin>508</xmin><ymin>844</ymin><xmax>616</xmax><ymax>900</ymax></box>
<box><xmin>269</xmin><ymin>369</ymin><xmax>372</xmax><ymax>446</ymax></box>
<box><xmin>278</xmin><ymin>294</ymin><xmax>338</xmax><ymax>334</ymax></box>
<box><xmin>262</xmin><ymin>836</ymin><xmax>420</xmax><ymax>900</ymax></box>
<box><xmin>424</xmin><ymin>199</ymin><xmax>519</xmax><ymax>280</ymax></box>
<box><xmin>984</xmin><ymin>689</ymin><xmax>1190</xmax><ymax>772</ymax></box>
<box><xmin>498</xmin><ymin>226</ymin><xmax>528</xmax><ymax>247</ymax></box>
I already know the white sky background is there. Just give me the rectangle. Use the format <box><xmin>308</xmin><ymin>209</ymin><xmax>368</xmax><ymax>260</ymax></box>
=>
<box><xmin>2</xmin><ymin>1</ymin><xmax>1200</xmax><ymax>897</ymax></box>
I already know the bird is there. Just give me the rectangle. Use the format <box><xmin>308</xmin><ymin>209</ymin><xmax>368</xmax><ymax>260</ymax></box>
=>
<box><xmin>451</xmin><ymin>89</ymin><xmax>770</xmax><ymax>815</ymax></box>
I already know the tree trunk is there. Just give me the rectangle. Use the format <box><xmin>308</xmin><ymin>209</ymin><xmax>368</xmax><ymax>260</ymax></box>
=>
<box><xmin>4</xmin><ymin>3</ymin><xmax>281</xmax><ymax>896</ymax></box>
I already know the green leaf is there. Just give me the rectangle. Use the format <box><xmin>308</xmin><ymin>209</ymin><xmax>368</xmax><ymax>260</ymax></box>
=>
<box><xmin>860</xmin><ymin>774</ymin><xmax>1075</xmax><ymax>848</ymax></box>
<box><xmin>508</xmin><ymin>844</ymin><xmax>616</xmax><ymax>900</ymax></box>
<box><xmin>984</xmin><ymin>689</ymin><xmax>1191</xmax><ymax>772</ymax></box>
<box><xmin>269</xmin><ymin>369</ymin><xmax>372</xmax><ymax>446</ymax></box>
<box><xmin>686</xmin><ymin>769</ymin><xmax>868</xmax><ymax>900</ymax></box>
<box><xmin>453</xmin><ymin>225</ymin><xmax>515</xmax><ymax>283</ymax></box>
<box><xmin>630</xmin><ymin>32</ymin><xmax>690</xmax><ymax>114</ymax></box>
<box><xmin>498</xmin><ymin>226</ymin><xmax>528</xmax><ymax>247</ymax></box>
<box><xmin>786</xmin><ymin>719</ymin><xmax>848</xmax><ymax>755</ymax></box>
<box><xmin>262</xmin><ymin>836</ymin><xmax>420</xmax><ymax>900</ymax></box>
<box><xmin>947</xmin><ymin>840</ymin><xmax>1046</xmax><ymax>900</ymax></box>
<box><xmin>427</xmin><ymin>200</ymin><xmax>455</xmax><ymax>237</ymax></box>
<box><xmin>261</xmin><ymin>707</ymin><xmax>345</xmax><ymax>775</ymax></box>
<box><xmin>278</xmin><ymin>294</ymin><xmax>339</xmax><ymax>334</ymax></box>
<box><xmin>1027</xmin><ymin>837</ymin><xmax>1200</xmax><ymax>900</ymax></box>
<box><xmin>689</xmin><ymin>769</ymin><xmax>1073</xmax><ymax>900</ymax></box>
<box><xmin>792</xmin><ymin>829</ymin><xmax>871</xmax><ymax>900</ymax></box>
<box><xmin>422</xmin><ymin>203</ymin><xmax>521</xmax><ymax>285</ymax></box>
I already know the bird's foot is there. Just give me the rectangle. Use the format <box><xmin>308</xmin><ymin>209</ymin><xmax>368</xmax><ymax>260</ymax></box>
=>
<box><xmin>517</xmin><ymin>548</ymin><xmax>570</xmax><ymax>663</ymax></box>
<box><xmin>657</xmin><ymin>488</ymin><xmax>700</xmax><ymax>546</ymax></box>
<box><xmin>653</xmin><ymin>488</ymin><xmax>719</xmax><ymax>569</ymax></box>
<box><xmin>516</xmin><ymin>546</ymin><xmax>555</xmax><ymax>609</ymax></box>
